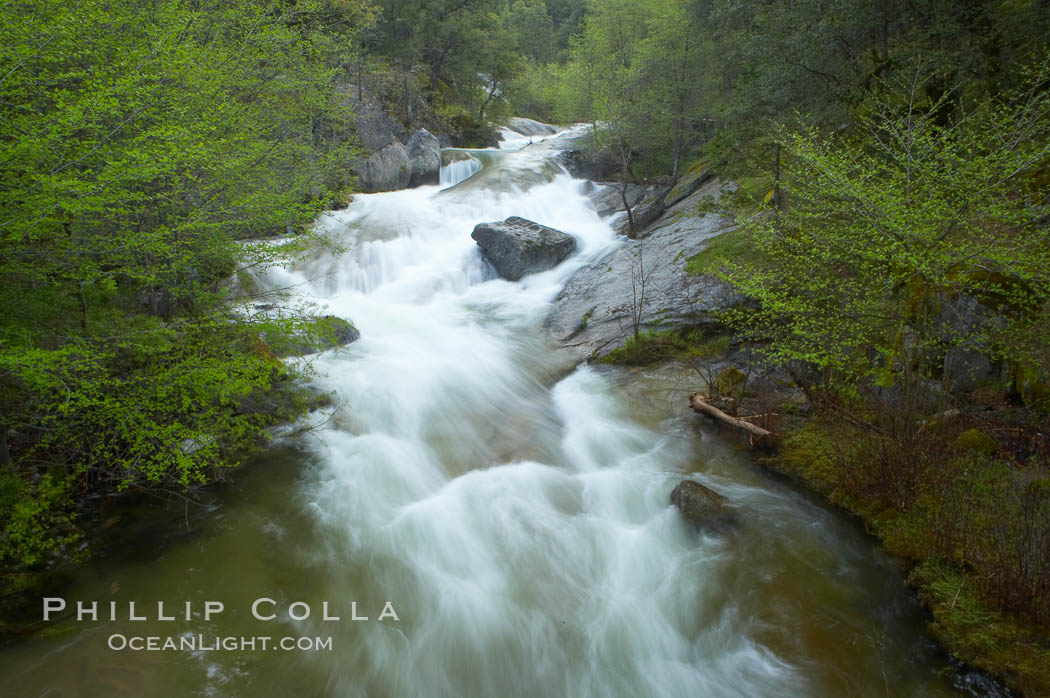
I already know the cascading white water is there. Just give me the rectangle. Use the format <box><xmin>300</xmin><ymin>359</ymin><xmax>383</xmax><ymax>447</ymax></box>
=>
<box><xmin>0</xmin><ymin>124</ymin><xmax>982</xmax><ymax>698</ymax></box>
<box><xmin>263</xmin><ymin>135</ymin><xmax>786</xmax><ymax>697</ymax></box>
<box><xmin>439</xmin><ymin>154</ymin><xmax>482</xmax><ymax>187</ymax></box>
<box><xmin>249</xmin><ymin>128</ymin><xmax>969</xmax><ymax>697</ymax></box>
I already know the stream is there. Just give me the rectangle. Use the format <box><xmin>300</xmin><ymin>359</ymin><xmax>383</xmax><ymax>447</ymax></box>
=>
<box><xmin>0</xmin><ymin>125</ymin><xmax>995</xmax><ymax>697</ymax></box>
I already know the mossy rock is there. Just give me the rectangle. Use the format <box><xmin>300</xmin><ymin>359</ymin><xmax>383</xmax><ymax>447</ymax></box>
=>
<box><xmin>1022</xmin><ymin>379</ymin><xmax>1050</xmax><ymax>413</ymax></box>
<box><xmin>1006</xmin><ymin>362</ymin><xmax>1050</xmax><ymax>412</ymax></box>
<box><xmin>664</xmin><ymin>159</ymin><xmax>711</xmax><ymax>207</ymax></box>
<box><xmin>956</xmin><ymin>428</ymin><xmax>998</xmax><ymax>454</ymax></box>
<box><xmin>713</xmin><ymin>366</ymin><xmax>746</xmax><ymax>395</ymax></box>
<box><xmin>442</xmin><ymin>150</ymin><xmax>471</xmax><ymax>166</ymax></box>
<box><xmin>269</xmin><ymin>315</ymin><xmax>360</xmax><ymax>358</ymax></box>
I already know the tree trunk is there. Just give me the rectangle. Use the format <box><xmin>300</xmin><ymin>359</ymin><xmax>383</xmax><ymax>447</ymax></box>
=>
<box><xmin>689</xmin><ymin>392</ymin><xmax>773</xmax><ymax>438</ymax></box>
<box><xmin>619</xmin><ymin>143</ymin><xmax>636</xmax><ymax>237</ymax></box>
<box><xmin>671</xmin><ymin>128</ymin><xmax>682</xmax><ymax>184</ymax></box>
<box><xmin>401</xmin><ymin>68</ymin><xmax>409</xmax><ymax>123</ymax></box>
<box><xmin>478</xmin><ymin>80</ymin><xmax>498</xmax><ymax>121</ymax></box>
<box><xmin>620</xmin><ymin>180</ymin><xmax>636</xmax><ymax>237</ymax></box>
<box><xmin>773</xmin><ymin>142</ymin><xmax>782</xmax><ymax>213</ymax></box>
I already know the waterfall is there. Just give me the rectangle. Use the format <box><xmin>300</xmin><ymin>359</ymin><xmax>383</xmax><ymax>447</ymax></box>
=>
<box><xmin>439</xmin><ymin>154</ymin><xmax>482</xmax><ymax>187</ymax></box>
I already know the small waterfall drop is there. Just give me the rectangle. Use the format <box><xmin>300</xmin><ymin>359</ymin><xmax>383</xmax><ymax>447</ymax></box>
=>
<box><xmin>439</xmin><ymin>153</ymin><xmax>482</xmax><ymax>187</ymax></box>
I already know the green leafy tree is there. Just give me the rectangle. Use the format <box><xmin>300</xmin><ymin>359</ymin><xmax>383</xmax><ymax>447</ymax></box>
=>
<box><xmin>716</xmin><ymin>65</ymin><xmax>1050</xmax><ymax>420</ymax></box>
<box><xmin>0</xmin><ymin>0</ymin><xmax>366</xmax><ymax>569</ymax></box>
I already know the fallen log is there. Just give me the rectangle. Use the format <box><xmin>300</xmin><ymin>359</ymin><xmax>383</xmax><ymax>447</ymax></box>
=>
<box><xmin>689</xmin><ymin>392</ymin><xmax>773</xmax><ymax>438</ymax></box>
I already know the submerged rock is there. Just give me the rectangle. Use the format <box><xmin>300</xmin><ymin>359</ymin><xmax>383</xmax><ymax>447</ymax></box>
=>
<box><xmin>670</xmin><ymin>480</ymin><xmax>736</xmax><ymax>531</ymax></box>
<box><xmin>471</xmin><ymin>216</ymin><xmax>577</xmax><ymax>281</ymax></box>
<box><xmin>407</xmin><ymin>128</ymin><xmax>441</xmax><ymax>187</ymax></box>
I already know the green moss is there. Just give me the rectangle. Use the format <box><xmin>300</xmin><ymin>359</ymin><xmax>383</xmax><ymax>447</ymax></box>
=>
<box><xmin>713</xmin><ymin>366</ymin><xmax>746</xmax><ymax>395</ymax></box>
<box><xmin>685</xmin><ymin>226</ymin><xmax>752</xmax><ymax>275</ymax></box>
<box><xmin>767</xmin><ymin>418</ymin><xmax>1050</xmax><ymax>697</ymax></box>
<box><xmin>599</xmin><ymin>329</ymin><xmax>732</xmax><ymax>366</ymax></box>
<box><xmin>912</xmin><ymin>559</ymin><xmax>1050</xmax><ymax>697</ymax></box>
<box><xmin>664</xmin><ymin>159</ymin><xmax>710</xmax><ymax>204</ymax></box>
<box><xmin>1017</xmin><ymin>366</ymin><xmax>1050</xmax><ymax>413</ymax></box>
<box><xmin>956</xmin><ymin>428</ymin><xmax>998</xmax><ymax>454</ymax></box>
<box><xmin>772</xmin><ymin>421</ymin><xmax>842</xmax><ymax>496</ymax></box>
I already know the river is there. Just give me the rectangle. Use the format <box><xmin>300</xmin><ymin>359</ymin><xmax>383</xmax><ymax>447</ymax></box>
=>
<box><xmin>0</xmin><ymin>125</ymin><xmax>995</xmax><ymax>697</ymax></box>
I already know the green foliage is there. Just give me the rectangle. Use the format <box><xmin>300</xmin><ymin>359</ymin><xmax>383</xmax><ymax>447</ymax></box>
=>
<box><xmin>526</xmin><ymin>0</ymin><xmax>1050</xmax><ymax>188</ymax></box>
<box><xmin>685</xmin><ymin>226</ymin><xmax>756</xmax><ymax>276</ymax></box>
<box><xmin>715</xmin><ymin>67</ymin><xmax>1050</xmax><ymax>398</ymax></box>
<box><xmin>599</xmin><ymin>328</ymin><xmax>731</xmax><ymax>366</ymax></box>
<box><xmin>556</xmin><ymin>0</ymin><xmax>709</xmax><ymax>177</ymax></box>
<box><xmin>505</xmin><ymin>61</ymin><xmax>583</xmax><ymax>124</ymax></box>
<box><xmin>354</xmin><ymin>0</ymin><xmax>584</xmax><ymax>129</ymax></box>
<box><xmin>0</xmin><ymin>0</ymin><xmax>366</xmax><ymax>573</ymax></box>
<box><xmin>0</xmin><ymin>472</ymin><xmax>79</xmax><ymax>569</ymax></box>
<box><xmin>367</xmin><ymin>0</ymin><xmax>528</xmax><ymax>121</ymax></box>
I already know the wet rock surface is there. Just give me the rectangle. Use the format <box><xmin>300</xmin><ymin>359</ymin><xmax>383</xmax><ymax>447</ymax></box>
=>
<box><xmin>670</xmin><ymin>480</ymin><xmax>737</xmax><ymax>531</ymax></box>
<box><xmin>545</xmin><ymin>179</ymin><xmax>740</xmax><ymax>360</ymax></box>
<box><xmin>407</xmin><ymin>128</ymin><xmax>441</xmax><ymax>187</ymax></box>
<box><xmin>505</xmin><ymin>117</ymin><xmax>559</xmax><ymax>137</ymax></box>
<box><xmin>471</xmin><ymin>216</ymin><xmax>577</xmax><ymax>281</ymax></box>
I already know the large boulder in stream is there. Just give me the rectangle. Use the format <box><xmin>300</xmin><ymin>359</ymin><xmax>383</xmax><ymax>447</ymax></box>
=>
<box><xmin>670</xmin><ymin>480</ymin><xmax>736</xmax><ymax>531</ymax></box>
<box><xmin>505</xmin><ymin>117</ymin><xmax>558</xmax><ymax>138</ymax></box>
<box><xmin>471</xmin><ymin>217</ymin><xmax>577</xmax><ymax>281</ymax></box>
<box><xmin>355</xmin><ymin>141</ymin><xmax>410</xmax><ymax>192</ymax></box>
<box><xmin>351</xmin><ymin>93</ymin><xmax>407</xmax><ymax>153</ymax></box>
<box><xmin>407</xmin><ymin>128</ymin><xmax>441</xmax><ymax>187</ymax></box>
<box><xmin>346</xmin><ymin>90</ymin><xmax>412</xmax><ymax>193</ymax></box>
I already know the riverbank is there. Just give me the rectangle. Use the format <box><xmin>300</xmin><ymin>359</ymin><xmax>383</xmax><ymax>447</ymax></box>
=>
<box><xmin>600</xmin><ymin>327</ymin><xmax>1049</xmax><ymax>696</ymax></box>
<box><xmin>560</xmin><ymin>167</ymin><xmax>1048</xmax><ymax>695</ymax></box>
<box><xmin>770</xmin><ymin>413</ymin><xmax>1050</xmax><ymax>697</ymax></box>
<box><xmin>690</xmin><ymin>215</ymin><xmax>1050</xmax><ymax>697</ymax></box>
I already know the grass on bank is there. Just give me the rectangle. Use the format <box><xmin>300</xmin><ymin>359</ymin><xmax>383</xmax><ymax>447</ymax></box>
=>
<box><xmin>599</xmin><ymin>329</ymin><xmax>732</xmax><ymax>366</ymax></box>
<box><xmin>774</xmin><ymin>415</ymin><xmax>1050</xmax><ymax>696</ymax></box>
